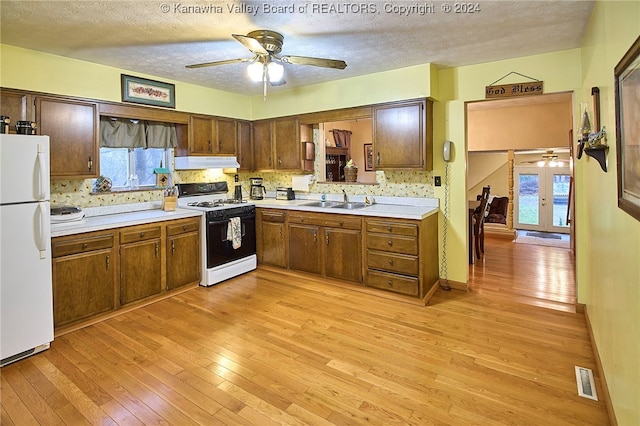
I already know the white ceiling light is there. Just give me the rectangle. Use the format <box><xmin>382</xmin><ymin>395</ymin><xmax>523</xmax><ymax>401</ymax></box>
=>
<box><xmin>247</xmin><ymin>61</ymin><xmax>264</xmax><ymax>82</ymax></box>
<box><xmin>267</xmin><ymin>61</ymin><xmax>284</xmax><ymax>83</ymax></box>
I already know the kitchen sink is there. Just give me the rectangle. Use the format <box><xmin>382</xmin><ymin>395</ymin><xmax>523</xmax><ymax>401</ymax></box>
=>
<box><xmin>302</xmin><ymin>201</ymin><xmax>340</xmax><ymax>208</ymax></box>
<box><xmin>331</xmin><ymin>202</ymin><xmax>368</xmax><ymax>210</ymax></box>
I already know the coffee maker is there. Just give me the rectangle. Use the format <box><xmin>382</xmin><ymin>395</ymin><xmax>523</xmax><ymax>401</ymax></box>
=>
<box><xmin>233</xmin><ymin>174</ymin><xmax>242</xmax><ymax>201</ymax></box>
<box><xmin>250</xmin><ymin>177</ymin><xmax>266</xmax><ymax>200</ymax></box>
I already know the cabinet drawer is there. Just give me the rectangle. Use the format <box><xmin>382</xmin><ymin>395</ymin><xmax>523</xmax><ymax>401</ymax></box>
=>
<box><xmin>366</xmin><ymin>270</ymin><xmax>419</xmax><ymax>296</ymax></box>
<box><xmin>288</xmin><ymin>213</ymin><xmax>323</xmax><ymax>226</ymax></box>
<box><xmin>367</xmin><ymin>233</ymin><xmax>418</xmax><ymax>255</ymax></box>
<box><xmin>321</xmin><ymin>215</ymin><xmax>361</xmax><ymax>230</ymax></box>
<box><xmin>261</xmin><ymin>210</ymin><xmax>287</xmax><ymax>223</ymax></box>
<box><xmin>366</xmin><ymin>220</ymin><xmax>418</xmax><ymax>236</ymax></box>
<box><xmin>367</xmin><ymin>250</ymin><xmax>419</xmax><ymax>276</ymax></box>
<box><xmin>52</xmin><ymin>234</ymin><xmax>114</xmax><ymax>257</ymax></box>
<box><xmin>120</xmin><ymin>226</ymin><xmax>161</xmax><ymax>244</ymax></box>
<box><xmin>166</xmin><ymin>219</ymin><xmax>200</xmax><ymax>236</ymax></box>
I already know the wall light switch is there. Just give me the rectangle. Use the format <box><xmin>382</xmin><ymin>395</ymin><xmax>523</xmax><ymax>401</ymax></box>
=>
<box><xmin>434</xmin><ymin>176</ymin><xmax>442</xmax><ymax>186</ymax></box>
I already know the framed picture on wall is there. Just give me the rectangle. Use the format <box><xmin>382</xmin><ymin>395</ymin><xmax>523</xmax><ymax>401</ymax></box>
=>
<box><xmin>121</xmin><ymin>74</ymin><xmax>176</xmax><ymax>108</ymax></box>
<box><xmin>615</xmin><ymin>36</ymin><xmax>640</xmax><ymax>221</ymax></box>
<box><xmin>364</xmin><ymin>143</ymin><xmax>373</xmax><ymax>171</ymax></box>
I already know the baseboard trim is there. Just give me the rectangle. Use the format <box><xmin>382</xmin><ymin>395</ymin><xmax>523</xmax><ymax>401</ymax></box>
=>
<box><xmin>584</xmin><ymin>305</ymin><xmax>617</xmax><ymax>426</ymax></box>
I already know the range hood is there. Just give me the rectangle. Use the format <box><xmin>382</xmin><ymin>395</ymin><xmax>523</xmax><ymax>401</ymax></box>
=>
<box><xmin>174</xmin><ymin>156</ymin><xmax>240</xmax><ymax>170</ymax></box>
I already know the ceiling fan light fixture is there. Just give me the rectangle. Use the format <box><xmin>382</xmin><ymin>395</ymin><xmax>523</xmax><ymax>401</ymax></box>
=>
<box><xmin>537</xmin><ymin>160</ymin><xmax>546</xmax><ymax>167</ymax></box>
<box><xmin>247</xmin><ymin>61</ymin><xmax>264</xmax><ymax>82</ymax></box>
<box><xmin>267</xmin><ymin>61</ymin><xmax>284</xmax><ymax>83</ymax></box>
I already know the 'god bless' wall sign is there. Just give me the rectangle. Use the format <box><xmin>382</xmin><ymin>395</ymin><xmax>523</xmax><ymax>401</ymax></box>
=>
<box><xmin>485</xmin><ymin>81</ymin><xmax>544</xmax><ymax>99</ymax></box>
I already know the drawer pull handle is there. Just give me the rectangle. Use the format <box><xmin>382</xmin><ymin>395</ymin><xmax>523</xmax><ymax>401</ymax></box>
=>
<box><xmin>106</xmin><ymin>255</ymin><xmax>110</xmax><ymax>270</ymax></box>
<box><xmin>82</xmin><ymin>243</ymin><xmax>89</xmax><ymax>249</ymax></box>
<box><xmin>171</xmin><ymin>240</ymin><xmax>176</xmax><ymax>253</ymax></box>
<box><xmin>387</xmin><ymin>280</ymin><xmax>393</xmax><ymax>287</ymax></box>
<box><xmin>387</xmin><ymin>240</ymin><xmax>393</xmax><ymax>246</ymax></box>
<box><xmin>155</xmin><ymin>242</ymin><xmax>159</xmax><ymax>258</ymax></box>
<box><xmin>388</xmin><ymin>259</ymin><xmax>394</xmax><ymax>265</ymax></box>
<box><xmin>339</xmin><ymin>221</ymin><xmax>344</xmax><ymax>226</ymax></box>
<box><xmin>387</xmin><ymin>226</ymin><xmax>393</xmax><ymax>232</ymax></box>
<box><xmin>140</xmin><ymin>232</ymin><xmax>145</xmax><ymax>237</ymax></box>
<box><xmin>182</xmin><ymin>225</ymin><xmax>187</xmax><ymax>231</ymax></box>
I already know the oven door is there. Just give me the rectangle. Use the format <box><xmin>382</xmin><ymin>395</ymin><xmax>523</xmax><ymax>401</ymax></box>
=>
<box><xmin>206</xmin><ymin>214</ymin><xmax>256</xmax><ymax>269</ymax></box>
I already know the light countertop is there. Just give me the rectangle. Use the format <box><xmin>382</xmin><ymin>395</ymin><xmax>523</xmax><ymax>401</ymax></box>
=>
<box><xmin>51</xmin><ymin>208</ymin><xmax>203</xmax><ymax>238</ymax></box>
<box><xmin>252</xmin><ymin>198</ymin><xmax>438</xmax><ymax>220</ymax></box>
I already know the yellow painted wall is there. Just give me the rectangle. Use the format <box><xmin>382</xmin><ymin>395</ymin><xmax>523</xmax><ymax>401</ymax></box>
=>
<box><xmin>0</xmin><ymin>44</ymin><xmax>252</xmax><ymax>119</ymax></box>
<box><xmin>436</xmin><ymin>48</ymin><xmax>583</xmax><ymax>286</ymax></box>
<box><xmin>578</xmin><ymin>1</ymin><xmax>640</xmax><ymax>424</ymax></box>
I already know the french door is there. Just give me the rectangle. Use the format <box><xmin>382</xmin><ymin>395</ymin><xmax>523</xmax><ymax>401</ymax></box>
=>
<box><xmin>514</xmin><ymin>166</ymin><xmax>571</xmax><ymax>233</ymax></box>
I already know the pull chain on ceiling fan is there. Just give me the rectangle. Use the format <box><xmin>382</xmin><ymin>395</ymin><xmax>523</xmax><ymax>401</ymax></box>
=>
<box><xmin>186</xmin><ymin>30</ymin><xmax>347</xmax><ymax>100</ymax></box>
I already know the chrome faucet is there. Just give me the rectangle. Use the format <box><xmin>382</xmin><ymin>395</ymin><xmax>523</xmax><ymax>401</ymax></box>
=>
<box><xmin>342</xmin><ymin>189</ymin><xmax>349</xmax><ymax>203</ymax></box>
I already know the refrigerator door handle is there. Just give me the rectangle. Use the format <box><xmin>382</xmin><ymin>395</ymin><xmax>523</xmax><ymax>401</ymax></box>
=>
<box><xmin>36</xmin><ymin>203</ymin><xmax>48</xmax><ymax>259</ymax></box>
<box><xmin>37</xmin><ymin>144</ymin><xmax>47</xmax><ymax>201</ymax></box>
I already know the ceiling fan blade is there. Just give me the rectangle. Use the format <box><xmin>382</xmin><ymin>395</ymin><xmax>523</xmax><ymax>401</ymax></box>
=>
<box><xmin>279</xmin><ymin>55</ymin><xmax>347</xmax><ymax>70</ymax></box>
<box><xmin>232</xmin><ymin>34</ymin><xmax>268</xmax><ymax>55</ymax></box>
<box><xmin>186</xmin><ymin>57</ymin><xmax>252</xmax><ymax>69</ymax></box>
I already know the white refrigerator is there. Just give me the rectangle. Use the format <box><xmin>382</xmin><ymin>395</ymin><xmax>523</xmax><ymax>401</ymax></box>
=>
<box><xmin>0</xmin><ymin>134</ymin><xmax>54</xmax><ymax>366</ymax></box>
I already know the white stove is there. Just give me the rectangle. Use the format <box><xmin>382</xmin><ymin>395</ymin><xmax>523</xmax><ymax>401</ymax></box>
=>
<box><xmin>177</xmin><ymin>182</ymin><xmax>257</xmax><ymax>287</ymax></box>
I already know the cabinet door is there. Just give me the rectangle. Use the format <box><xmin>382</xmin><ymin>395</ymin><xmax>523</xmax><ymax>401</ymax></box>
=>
<box><xmin>190</xmin><ymin>116</ymin><xmax>214</xmax><ymax>154</ymax></box>
<box><xmin>0</xmin><ymin>89</ymin><xmax>31</xmax><ymax>132</ymax></box>
<box><xmin>216</xmin><ymin>117</ymin><xmax>237</xmax><ymax>155</ymax></box>
<box><xmin>274</xmin><ymin>117</ymin><xmax>301</xmax><ymax>170</ymax></box>
<box><xmin>324</xmin><ymin>228</ymin><xmax>362</xmax><ymax>283</ymax></box>
<box><xmin>260</xmin><ymin>221</ymin><xmax>287</xmax><ymax>267</ymax></box>
<box><xmin>52</xmin><ymin>249</ymin><xmax>116</xmax><ymax>327</ymax></box>
<box><xmin>36</xmin><ymin>97</ymin><xmax>99</xmax><ymax>178</ymax></box>
<box><xmin>373</xmin><ymin>99</ymin><xmax>426</xmax><ymax>170</ymax></box>
<box><xmin>167</xmin><ymin>231</ymin><xmax>201</xmax><ymax>290</ymax></box>
<box><xmin>120</xmin><ymin>239</ymin><xmax>162</xmax><ymax>305</ymax></box>
<box><xmin>237</xmin><ymin>120</ymin><xmax>253</xmax><ymax>170</ymax></box>
<box><xmin>289</xmin><ymin>223</ymin><xmax>322</xmax><ymax>274</ymax></box>
<box><xmin>253</xmin><ymin>120</ymin><xmax>273</xmax><ymax>170</ymax></box>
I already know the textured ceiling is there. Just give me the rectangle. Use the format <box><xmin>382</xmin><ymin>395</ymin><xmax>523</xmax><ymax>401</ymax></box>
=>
<box><xmin>0</xmin><ymin>0</ymin><xmax>594</xmax><ymax>96</ymax></box>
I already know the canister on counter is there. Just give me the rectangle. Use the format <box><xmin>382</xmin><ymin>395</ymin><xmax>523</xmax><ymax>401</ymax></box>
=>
<box><xmin>0</xmin><ymin>116</ymin><xmax>10</xmax><ymax>134</ymax></box>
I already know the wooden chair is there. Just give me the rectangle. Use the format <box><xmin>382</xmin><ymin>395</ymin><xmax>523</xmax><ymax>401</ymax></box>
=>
<box><xmin>473</xmin><ymin>186</ymin><xmax>491</xmax><ymax>259</ymax></box>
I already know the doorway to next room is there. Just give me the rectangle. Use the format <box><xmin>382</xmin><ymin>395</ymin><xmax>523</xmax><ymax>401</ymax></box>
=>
<box><xmin>465</xmin><ymin>91</ymin><xmax>576</xmax><ymax>309</ymax></box>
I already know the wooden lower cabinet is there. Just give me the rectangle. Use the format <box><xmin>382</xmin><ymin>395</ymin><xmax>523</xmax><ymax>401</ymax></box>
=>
<box><xmin>51</xmin><ymin>217</ymin><xmax>201</xmax><ymax>329</ymax></box>
<box><xmin>52</xmin><ymin>232</ymin><xmax>116</xmax><ymax>327</ymax></box>
<box><xmin>365</xmin><ymin>215</ymin><xmax>439</xmax><ymax>298</ymax></box>
<box><xmin>257</xmin><ymin>209</ymin><xmax>288</xmax><ymax>267</ymax></box>
<box><xmin>324</xmin><ymin>227</ymin><xmax>362</xmax><ymax>283</ymax></box>
<box><xmin>257</xmin><ymin>208</ymin><xmax>438</xmax><ymax>300</ymax></box>
<box><xmin>287</xmin><ymin>211</ymin><xmax>363</xmax><ymax>284</ymax></box>
<box><xmin>288</xmin><ymin>223</ymin><xmax>322</xmax><ymax>274</ymax></box>
<box><xmin>119</xmin><ymin>225</ymin><xmax>163</xmax><ymax>305</ymax></box>
<box><xmin>166</xmin><ymin>218</ymin><xmax>201</xmax><ymax>290</ymax></box>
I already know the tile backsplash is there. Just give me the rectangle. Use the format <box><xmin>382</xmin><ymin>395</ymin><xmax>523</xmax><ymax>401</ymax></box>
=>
<box><xmin>51</xmin><ymin>169</ymin><xmax>434</xmax><ymax>208</ymax></box>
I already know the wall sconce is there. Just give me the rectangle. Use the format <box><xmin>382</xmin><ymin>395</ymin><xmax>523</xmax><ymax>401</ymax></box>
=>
<box><xmin>577</xmin><ymin>87</ymin><xmax>609</xmax><ymax>172</ymax></box>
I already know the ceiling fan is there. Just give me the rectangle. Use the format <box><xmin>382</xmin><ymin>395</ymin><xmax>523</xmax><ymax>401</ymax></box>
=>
<box><xmin>186</xmin><ymin>30</ymin><xmax>347</xmax><ymax>99</ymax></box>
<box><xmin>522</xmin><ymin>150</ymin><xmax>570</xmax><ymax>167</ymax></box>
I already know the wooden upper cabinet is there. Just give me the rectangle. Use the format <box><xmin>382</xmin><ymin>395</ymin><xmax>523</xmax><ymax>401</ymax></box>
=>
<box><xmin>274</xmin><ymin>117</ymin><xmax>301</xmax><ymax>170</ymax></box>
<box><xmin>237</xmin><ymin>120</ymin><xmax>252</xmax><ymax>170</ymax></box>
<box><xmin>188</xmin><ymin>115</ymin><xmax>237</xmax><ymax>156</ymax></box>
<box><xmin>373</xmin><ymin>98</ymin><xmax>432</xmax><ymax>171</ymax></box>
<box><xmin>253</xmin><ymin>116</ymin><xmax>301</xmax><ymax>171</ymax></box>
<box><xmin>35</xmin><ymin>96</ymin><xmax>99</xmax><ymax>179</ymax></box>
<box><xmin>253</xmin><ymin>119</ymin><xmax>274</xmax><ymax>170</ymax></box>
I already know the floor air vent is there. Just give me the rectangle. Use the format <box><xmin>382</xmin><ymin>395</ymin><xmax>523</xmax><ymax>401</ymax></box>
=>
<box><xmin>575</xmin><ymin>366</ymin><xmax>598</xmax><ymax>400</ymax></box>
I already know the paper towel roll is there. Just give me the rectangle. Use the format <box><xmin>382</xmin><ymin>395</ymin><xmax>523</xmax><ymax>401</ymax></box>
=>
<box><xmin>292</xmin><ymin>175</ymin><xmax>311</xmax><ymax>192</ymax></box>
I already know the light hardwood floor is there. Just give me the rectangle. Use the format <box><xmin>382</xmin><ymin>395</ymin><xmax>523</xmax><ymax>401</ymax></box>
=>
<box><xmin>2</xmin><ymin>251</ymin><xmax>609</xmax><ymax>425</ymax></box>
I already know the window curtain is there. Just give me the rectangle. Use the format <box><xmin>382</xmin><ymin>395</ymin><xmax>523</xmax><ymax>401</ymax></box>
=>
<box><xmin>330</xmin><ymin>129</ymin><xmax>352</xmax><ymax>148</ymax></box>
<box><xmin>145</xmin><ymin>121</ymin><xmax>177</xmax><ymax>149</ymax></box>
<box><xmin>100</xmin><ymin>117</ymin><xmax>177</xmax><ymax>149</ymax></box>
